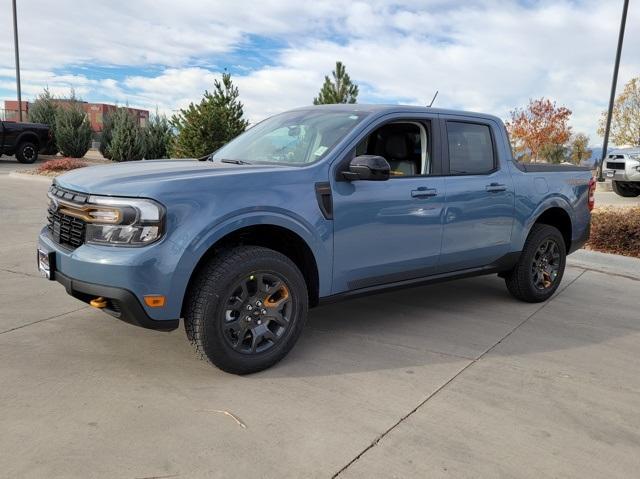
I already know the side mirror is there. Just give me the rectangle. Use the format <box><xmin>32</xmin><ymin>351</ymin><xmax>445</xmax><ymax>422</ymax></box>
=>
<box><xmin>342</xmin><ymin>155</ymin><xmax>390</xmax><ymax>181</ymax></box>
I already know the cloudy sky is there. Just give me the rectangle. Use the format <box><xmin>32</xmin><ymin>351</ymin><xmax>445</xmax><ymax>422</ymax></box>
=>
<box><xmin>1</xmin><ymin>0</ymin><xmax>638</xmax><ymax>144</ymax></box>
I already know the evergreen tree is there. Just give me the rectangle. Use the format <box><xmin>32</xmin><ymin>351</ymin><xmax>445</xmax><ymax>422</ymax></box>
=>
<box><xmin>144</xmin><ymin>110</ymin><xmax>174</xmax><ymax>159</ymax></box>
<box><xmin>55</xmin><ymin>91</ymin><xmax>91</xmax><ymax>158</ymax></box>
<box><xmin>313</xmin><ymin>61</ymin><xmax>359</xmax><ymax>105</ymax></box>
<box><xmin>99</xmin><ymin>111</ymin><xmax>115</xmax><ymax>159</ymax></box>
<box><xmin>108</xmin><ymin>107</ymin><xmax>145</xmax><ymax>162</ymax></box>
<box><xmin>28</xmin><ymin>88</ymin><xmax>59</xmax><ymax>154</ymax></box>
<box><xmin>171</xmin><ymin>72</ymin><xmax>249</xmax><ymax>158</ymax></box>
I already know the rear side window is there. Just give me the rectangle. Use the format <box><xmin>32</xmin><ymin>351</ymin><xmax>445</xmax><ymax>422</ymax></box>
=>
<box><xmin>447</xmin><ymin>121</ymin><xmax>495</xmax><ymax>175</ymax></box>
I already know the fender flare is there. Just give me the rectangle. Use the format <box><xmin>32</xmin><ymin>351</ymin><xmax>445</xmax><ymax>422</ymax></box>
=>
<box><xmin>517</xmin><ymin>196</ymin><xmax>575</xmax><ymax>250</ymax></box>
<box><xmin>171</xmin><ymin>209</ymin><xmax>331</xmax><ymax>310</ymax></box>
<box><xmin>16</xmin><ymin>131</ymin><xmax>41</xmax><ymax>149</ymax></box>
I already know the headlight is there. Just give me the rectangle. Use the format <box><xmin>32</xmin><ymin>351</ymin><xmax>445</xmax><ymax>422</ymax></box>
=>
<box><xmin>83</xmin><ymin>196</ymin><xmax>165</xmax><ymax>247</ymax></box>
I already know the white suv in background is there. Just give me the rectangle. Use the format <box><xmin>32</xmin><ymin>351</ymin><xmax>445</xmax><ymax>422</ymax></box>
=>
<box><xmin>603</xmin><ymin>148</ymin><xmax>640</xmax><ymax>197</ymax></box>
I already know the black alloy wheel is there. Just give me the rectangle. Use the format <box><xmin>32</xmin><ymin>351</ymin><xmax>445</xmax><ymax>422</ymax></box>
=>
<box><xmin>504</xmin><ymin>224</ymin><xmax>566</xmax><ymax>303</ymax></box>
<box><xmin>184</xmin><ymin>246</ymin><xmax>308</xmax><ymax>374</ymax></box>
<box><xmin>222</xmin><ymin>272</ymin><xmax>293</xmax><ymax>354</ymax></box>
<box><xmin>16</xmin><ymin>141</ymin><xmax>38</xmax><ymax>164</ymax></box>
<box><xmin>531</xmin><ymin>239</ymin><xmax>561</xmax><ymax>290</ymax></box>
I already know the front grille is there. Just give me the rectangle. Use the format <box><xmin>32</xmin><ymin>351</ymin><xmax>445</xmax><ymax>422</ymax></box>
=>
<box><xmin>47</xmin><ymin>185</ymin><xmax>87</xmax><ymax>249</ymax></box>
<box><xmin>606</xmin><ymin>162</ymin><xmax>625</xmax><ymax>170</ymax></box>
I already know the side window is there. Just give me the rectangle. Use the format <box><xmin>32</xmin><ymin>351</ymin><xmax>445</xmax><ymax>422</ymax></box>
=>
<box><xmin>447</xmin><ymin>122</ymin><xmax>495</xmax><ymax>175</ymax></box>
<box><xmin>355</xmin><ymin>121</ymin><xmax>431</xmax><ymax>176</ymax></box>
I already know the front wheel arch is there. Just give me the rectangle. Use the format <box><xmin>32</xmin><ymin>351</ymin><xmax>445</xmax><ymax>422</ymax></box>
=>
<box><xmin>181</xmin><ymin>224</ymin><xmax>320</xmax><ymax>318</ymax></box>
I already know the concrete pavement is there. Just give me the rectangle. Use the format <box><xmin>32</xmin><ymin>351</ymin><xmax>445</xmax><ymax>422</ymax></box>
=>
<box><xmin>1</xmin><ymin>170</ymin><xmax>640</xmax><ymax>478</ymax></box>
<box><xmin>594</xmin><ymin>190</ymin><xmax>640</xmax><ymax>208</ymax></box>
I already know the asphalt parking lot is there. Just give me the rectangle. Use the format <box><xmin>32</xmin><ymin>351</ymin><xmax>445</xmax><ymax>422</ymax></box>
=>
<box><xmin>1</xmin><ymin>158</ymin><xmax>640</xmax><ymax>478</ymax></box>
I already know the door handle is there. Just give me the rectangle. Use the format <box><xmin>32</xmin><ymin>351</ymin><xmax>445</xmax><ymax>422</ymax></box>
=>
<box><xmin>411</xmin><ymin>187</ymin><xmax>438</xmax><ymax>198</ymax></box>
<box><xmin>485</xmin><ymin>183</ymin><xmax>507</xmax><ymax>193</ymax></box>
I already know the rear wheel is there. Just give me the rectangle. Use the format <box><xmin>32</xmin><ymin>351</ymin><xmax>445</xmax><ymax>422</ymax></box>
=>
<box><xmin>504</xmin><ymin>224</ymin><xmax>566</xmax><ymax>303</ymax></box>
<box><xmin>612</xmin><ymin>181</ymin><xmax>640</xmax><ymax>197</ymax></box>
<box><xmin>16</xmin><ymin>141</ymin><xmax>39</xmax><ymax>164</ymax></box>
<box><xmin>184</xmin><ymin>246</ymin><xmax>308</xmax><ymax>374</ymax></box>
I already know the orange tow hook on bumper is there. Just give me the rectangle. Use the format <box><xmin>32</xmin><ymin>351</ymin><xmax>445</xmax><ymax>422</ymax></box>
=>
<box><xmin>89</xmin><ymin>297</ymin><xmax>108</xmax><ymax>308</ymax></box>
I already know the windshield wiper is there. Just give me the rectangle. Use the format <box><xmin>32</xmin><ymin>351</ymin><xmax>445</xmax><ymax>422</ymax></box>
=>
<box><xmin>220</xmin><ymin>158</ymin><xmax>252</xmax><ymax>165</ymax></box>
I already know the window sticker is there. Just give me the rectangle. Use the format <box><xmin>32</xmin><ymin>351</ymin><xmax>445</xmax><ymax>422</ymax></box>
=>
<box><xmin>314</xmin><ymin>146</ymin><xmax>328</xmax><ymax>156</ymax></box>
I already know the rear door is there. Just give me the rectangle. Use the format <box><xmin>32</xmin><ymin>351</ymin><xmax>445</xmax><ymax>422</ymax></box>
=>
<box><xmin>439</xmin><ymin>117</ymin><xmax>515</xmax><ymax>271</ymax></box>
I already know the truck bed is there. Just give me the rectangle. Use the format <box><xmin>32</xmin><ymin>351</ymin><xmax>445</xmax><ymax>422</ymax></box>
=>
<box><xmin>513</xmin><ymin>162</ymin><xmax>592</xmax><ymax>173</ymax></box>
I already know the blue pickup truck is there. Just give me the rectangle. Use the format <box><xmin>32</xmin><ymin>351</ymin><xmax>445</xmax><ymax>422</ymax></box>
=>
<box><xmin>38</xmin><ymin>105</ymin><xmax>595</xmax><ymax>374</ymax></box>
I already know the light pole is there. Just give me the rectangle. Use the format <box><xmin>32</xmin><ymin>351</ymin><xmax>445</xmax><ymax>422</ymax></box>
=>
<box><xmin>12</xmin><ymin>0</ymin><xmax>23</xmax><ymax>122</ymax></box>
<box><xmin>597</xmin><ymin>0</ymin><xmax>629</xmax><ymax>182</ymax></box>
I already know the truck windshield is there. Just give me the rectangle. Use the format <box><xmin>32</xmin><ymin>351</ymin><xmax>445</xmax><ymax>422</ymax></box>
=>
<box><xmin>210</xmin><ymin>110</ymin><xmax>369</xmax><ymax>166</ymax></box>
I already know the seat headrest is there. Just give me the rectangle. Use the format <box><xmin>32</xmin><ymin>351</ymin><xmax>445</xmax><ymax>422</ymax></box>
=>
<box><xmin>385</xmin><ymin>134</ymin><xmax>408</xmax><ymax>160</ymax></box>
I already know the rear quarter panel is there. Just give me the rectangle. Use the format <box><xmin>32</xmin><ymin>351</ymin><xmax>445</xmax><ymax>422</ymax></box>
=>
<box><xmin>507</xmin><ymin>161</ymin><xmax>592</xmax><ymax>252</ymax></box>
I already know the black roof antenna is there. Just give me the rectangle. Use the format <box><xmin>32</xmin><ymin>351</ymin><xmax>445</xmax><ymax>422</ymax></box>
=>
<box><xmin>427</xmin><ymin>90</ymin><xmax>439</xmax><ymax>107</ymax></box>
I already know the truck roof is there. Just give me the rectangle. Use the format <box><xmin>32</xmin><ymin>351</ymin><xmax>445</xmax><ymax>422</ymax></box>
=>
<box><xmin>292</xmin><ymin>103</ymin><xmax>504</xmax><ymax>124</ymax></box>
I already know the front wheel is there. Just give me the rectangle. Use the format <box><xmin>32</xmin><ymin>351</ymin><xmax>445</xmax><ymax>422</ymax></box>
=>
<box><xmin>504</xmin><ymin>224</ymin><xmax>566</xmax><ymax>303</ymax></box>
<box><xmin>612</xmin><ymin>181</ymin><xmax>640</xmax><ymax>198</ymax></box>
<box><xmin>16</xmin><ymin>141</ymin><xmax>39</xmax><ymax>164</ymax></box>
<box><xmin>184</xmin><ymin>246</ymin><xmax>308</xmax><ymax>374</ymax></box>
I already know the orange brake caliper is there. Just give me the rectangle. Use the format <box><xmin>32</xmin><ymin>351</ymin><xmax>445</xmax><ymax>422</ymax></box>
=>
<box><xmin>265</xmin><ymin>285</ymin><xmax>289</xmax><ymax>308</ymax></box>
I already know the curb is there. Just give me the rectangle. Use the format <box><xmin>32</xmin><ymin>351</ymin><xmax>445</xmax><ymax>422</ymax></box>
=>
<box><xmin>568</xmin><ymin>249</ymin><xmax>640</xmax><ymax>280</ymax></box>
<box><xmin>595</xmin><ymin>181</ymin><xmax>613</xmax><ymax>192</ymax></box>
<box><xmin>7</xmin><ymin>171</ymin><xmax>53</xmax><ymax>183</ymax></box>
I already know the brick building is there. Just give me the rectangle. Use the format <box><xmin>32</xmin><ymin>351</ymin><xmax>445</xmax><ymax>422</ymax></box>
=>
<box><xmin>3</xmin><ymin>100</ymin><xmax>149</xmax><ymax>133</ymax></box>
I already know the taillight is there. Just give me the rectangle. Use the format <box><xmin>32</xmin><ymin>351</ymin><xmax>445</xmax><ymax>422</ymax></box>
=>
<box><xmin>588</xmin><ymin>177</ymin><xmax>596</xmax><ymax>211</ymax></box>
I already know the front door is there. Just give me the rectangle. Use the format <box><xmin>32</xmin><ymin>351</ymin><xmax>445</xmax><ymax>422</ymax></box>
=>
<box><xmin>331</xmin><ymin>116</ymin><xmax>445</xmax><ymax>293</ymax></box>
<box><xmin>439</xmin><ymin>118</ymin><xmax>515</xmax><ymax>271</ymax></box>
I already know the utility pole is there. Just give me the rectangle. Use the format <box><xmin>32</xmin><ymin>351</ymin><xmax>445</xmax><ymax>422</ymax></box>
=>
<box><xmin>12</xmin><ymin>0</ymin><xmax>23</xmax><ymax>121</ymax></box>
<box><xmin>597</xmin><ymin>0</ymin><xmax>629</xmax><ymax>182</ymax></box>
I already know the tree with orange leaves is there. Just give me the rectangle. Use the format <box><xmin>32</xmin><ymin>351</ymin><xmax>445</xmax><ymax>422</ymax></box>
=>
<box><xmin>506</xmin><ymin>98</ymin><xmax>572</xmax><ymax>163</ymax></box>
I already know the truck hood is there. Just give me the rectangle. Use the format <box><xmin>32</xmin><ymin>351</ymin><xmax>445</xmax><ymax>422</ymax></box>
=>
<box><xmin>55</xmin><ymin>159</ymin><xmax>288</xmax><ymax>196</ymax></box>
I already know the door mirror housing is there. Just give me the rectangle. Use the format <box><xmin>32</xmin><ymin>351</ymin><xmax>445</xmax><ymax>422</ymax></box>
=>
<box><xmin>343</xmin><ymin>155</ymin><xmax>390</xmax><ymax>181</ymax></box>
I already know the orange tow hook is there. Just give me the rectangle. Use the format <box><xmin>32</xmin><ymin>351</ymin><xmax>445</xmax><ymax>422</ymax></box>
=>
<box><xmin>89</xmin><ymin>297</ymin><xmax>108</xmax><ymax>309</ymax></box>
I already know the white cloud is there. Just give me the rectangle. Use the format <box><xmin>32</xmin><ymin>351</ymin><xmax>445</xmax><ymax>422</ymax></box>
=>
<box><xmin>1</xmin><ymin>0</ymin><xmax>639</xmax><ymax>143</ymax></box>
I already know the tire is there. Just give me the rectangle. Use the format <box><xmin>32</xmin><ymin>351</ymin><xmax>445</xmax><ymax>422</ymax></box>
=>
<box><xmin>612</xmin><ymin>181</ymin><xmax>640</xmax><ymax>198</ymax></box>
<box><xmin>16</xmin><ymin>141</ymin><xmax>39</xmax><ymax>164</ymax></box>
<box><xmin>504</xmin><ymin>224</ymin><xmax>566</xmax><ymax>303</ymax></box>
<box><xmin>184</xmin><ymin>246</ymin><xmax>308</xmax><ymax>374</ymax></box>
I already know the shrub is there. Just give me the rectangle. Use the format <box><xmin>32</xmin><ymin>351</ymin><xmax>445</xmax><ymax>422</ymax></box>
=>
<box><xmin>109</xmin><ymin>107</ymin><xmax>145</xmax><ymax>162</ymax></box>
<box><xmin>144</xmin><ymin>111</ymin><xmax>173</xmax><ymax>159</ymax></box>
<box><xmin>28</xmin><ymin>88</ymin><xmax>59</xmax><ymax>155</ymax></box>
<box><xmin>587</xmin><ymin>207</ymin><xmax>640</xmax><ymax>257</ymax></box>
<box><xmin>55</xmin><ymin>93</ymin><xmax>91</xmax><ymax>158</ymax></box>
<box><xmin>36</xmin><ymin>158</ymin><xmax>88</xmax><ymax>173</ymax></box>
<box><xmin>99</xmin><ymin>111</ymin><xmax>114</xmax><ymax>159</ymax></box>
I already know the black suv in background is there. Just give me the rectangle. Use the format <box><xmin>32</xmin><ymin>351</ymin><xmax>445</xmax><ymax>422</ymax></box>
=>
<box><xmin>0</xmin><ymin>120</ymin><xmax>51</xmax><ymax>163</ymax></box>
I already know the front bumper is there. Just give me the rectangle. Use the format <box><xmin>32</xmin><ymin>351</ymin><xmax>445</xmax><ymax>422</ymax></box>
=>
<box><xmin>602</xmin><ymin>167</ymin><xmax>640</xmax><ymax>182</ymax></box>
<box><xmin>38</xmin><ymin>226</ymin><xmax>183</xmax><ymax>330</ymax></box>
<box><xmin>54</xmin><ymin>270</ymin><xmax>178</xmax><ymax>331</ymax></box>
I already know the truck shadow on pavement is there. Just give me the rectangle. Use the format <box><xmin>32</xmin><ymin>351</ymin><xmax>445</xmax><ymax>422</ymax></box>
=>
<box><xmin>50</xmin><ymin>266</ymin><xmax>637</xmax><ymax>379</ymax></box>
<box><xmin>265</xmin><ymin>266</ymin><xmax>639</xmax><ymax>377</ymax></box>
